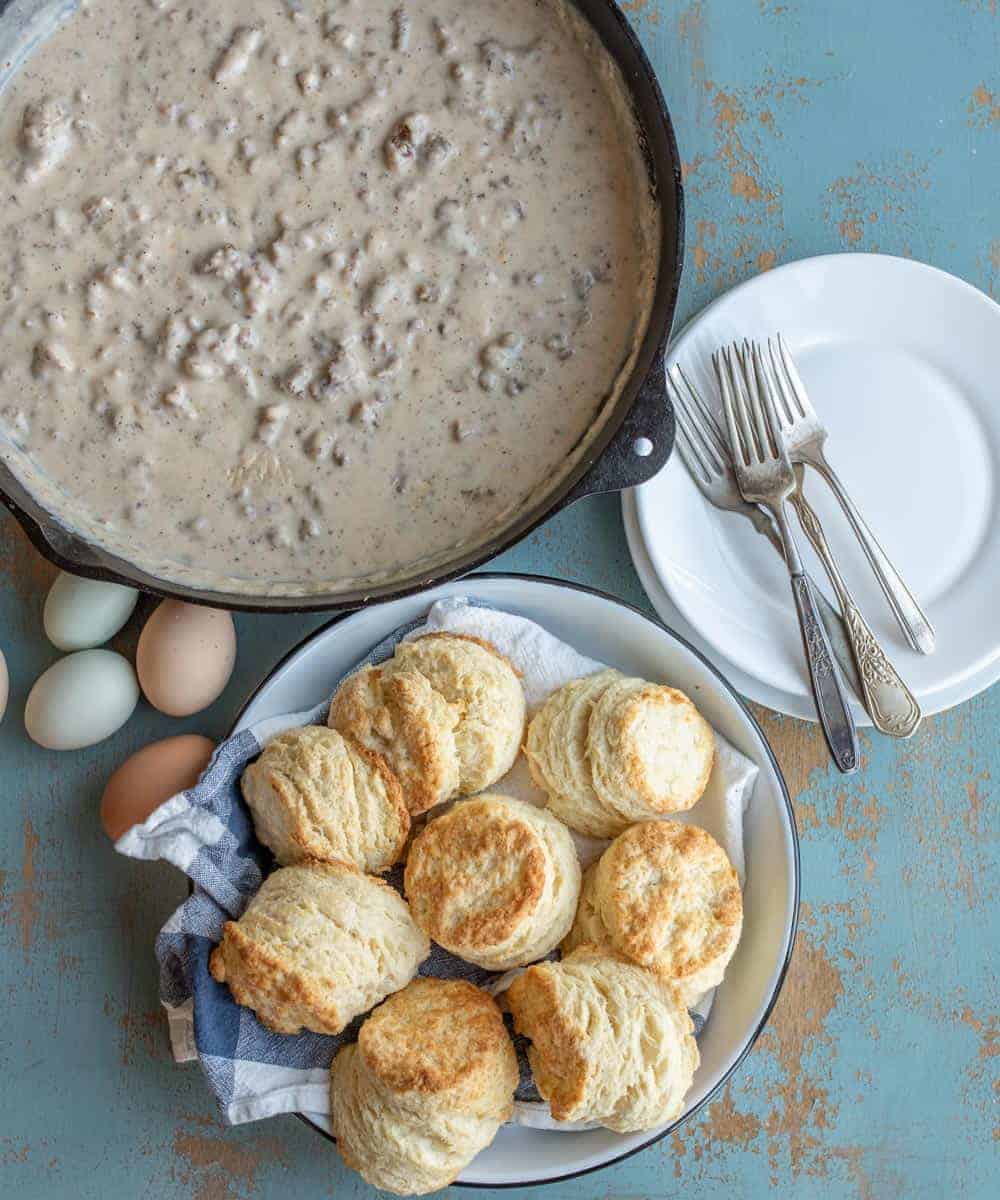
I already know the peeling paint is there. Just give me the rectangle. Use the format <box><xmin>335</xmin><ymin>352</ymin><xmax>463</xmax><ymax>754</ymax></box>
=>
<box><xmin>692</xmin><ymin>218</ymin><xmax>718</xmax><ymax>284</ymax></box>
<box><xmin>967</xmin><ymin>83</ymin><xmax>999</xmax><ymax>126</ymax></box>
<box><xmin>956</xmin><ymin>1007</ymin><xmax>998</xmax><ymax>1060</ymax></box>
<box><xmin>619</xmin><ymin>0</ymin><xmax>657</xmax><ymax>20</ymax></box>
<box><xmin>824</xmin><ymin>157</ymin><xmax>933</xmax><ymax>250</ymax></box>
<box><xmin>731</xmin><ymin>169</ymin><xmax>764</xmax><ymax>201</ymax></box>
<box><xmin>677</xmin><ymin>0</ymin><xmax>706</xmax><ymax>94</ymax></box>
<box><xmin>758</xmin><ymin>923</ymin><xmax>846</xmax><ymax>1175</ymax></box>
<box><xmin>752</xmin><ymin>709</ymin><xmax>829</xmax><ymax>799</ymax></box>
<box><xmin>119</xmin><ymin>1009</ymin><xmax>168</xmax><ymax>1067</ymax></box>
<box><xmin>666</xmin><ymin>922</ymin><xmax>887</xmax><ymax>1189</ymax></box>
<box><xmin>171</xmin><ymin>1128</ymin><xmax>288</xmax><ymax>1200</ymax></box>
<box><xmin>961</xmin><ymin>0</ymin><xmax>998</xmax><ymax>14</ymax></box>
<box><xmin>0</xmin><ymin>821</ymin><xmax>41</xmax><ymax>961</ymax></box>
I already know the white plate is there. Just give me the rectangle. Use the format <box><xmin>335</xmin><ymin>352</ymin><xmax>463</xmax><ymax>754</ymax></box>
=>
<box><xmin>623</xmin><ymin>493</ymin><xmax>821</xmax><ymax>721</ymax></box>
<box><xmin>232</xmin><ymin>575</ymin><xmax>799</xmax><ymax>1188</ymax></box>
<box><xmin>626</xmin><ymin>490</ymin><xmax>1000</xmax><ymax>724</ymax></box>
<box><xmin>633</xmin><ymin>253</ymin><xmax>1000</xmax><ymax>718</ymax></box>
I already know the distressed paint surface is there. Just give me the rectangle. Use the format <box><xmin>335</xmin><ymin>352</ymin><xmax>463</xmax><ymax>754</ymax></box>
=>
<box><xmin>0</xmin><ymin>0</ymin><xmax>998</xmax><ymax>1196</ymax></box>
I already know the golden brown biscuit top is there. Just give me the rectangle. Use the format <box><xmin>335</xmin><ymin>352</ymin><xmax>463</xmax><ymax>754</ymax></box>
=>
<box><xmin>407</xmin><ymin>632</ymin><xmax>523</xmax><ymax>678</ymax></box>
<box><xmin>618</xmin><ymin>685</ymin><xmax>714</xmax><ymax>809</ymax></box>
<box><xmin>504</xmin><ymin>943</ymin><xmax>697</xmax><ymax>1125</ymax></box>
<box><xmin>207</xmin><ymin>858</ymin><xmax>428</xmax><ymax>1037</ymax></box>
<box><xmin>587</xmin><ymin>678</ymin><xmax>715</xmax><ymax>819</ymax></box>
<box><xmin>248</xmin><ymin>724</ymin><xmax>349</xmax><ymax>782</ymax></box>
<box><xmin>599</xmin><ymin>820</ymin><xmax>742</xmax><ymax>975</ymax></box>
<box><xmin>404</xmin><ymin>798</ymin><xmax>546</xmax><ymax>950</ymax></box>
<box><xmin>389</xmin><ymin>632</ymin><xmax>527</xmax><ymax>796</ymax></box>
<box><xmin>360</xmin><ymin>978</ymin><xmax>513</xmax><ymax>1096</ymax></box>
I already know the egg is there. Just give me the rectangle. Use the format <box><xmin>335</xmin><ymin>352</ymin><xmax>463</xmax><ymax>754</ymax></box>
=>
<box><xmin>43</xmin><ymin>571</ymin><xmax>139</xmax><ymax>651</ymax></box>
<box><xmin>101</xmin><ymin>734</ymin><xmax>215</xmax><ymax>841</ymax></box>
<box><xmin>25</xmin><ymin>649</ymin><xmax>139</xmax><ymax>750</ymax></box>
<box><xmin>137</xmin><ymin>600</ymin><xmax>236</xmax><ymax>717</ymax></box>
<box><xmin>0</xmin><ymin>648</ymin><xmax>8</xmax><ymax>723</ymax></box>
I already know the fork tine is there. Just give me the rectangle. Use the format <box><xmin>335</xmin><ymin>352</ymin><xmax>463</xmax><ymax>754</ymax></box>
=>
<box><xmin>713</xmin><ymin>345</ymin><xmax>752</xmax><ymax>466</ymax></box>
<box><xmin>776</xmin><ymin>332</ymin><xmax>816</xmax><ymax>419</ymax></box>
<box><xmin>673</xmin><ymin>421</ymin><xmax>712</xmax><ymax>485</ymax></box>
<box><xmin>665</xmin><ymin>373</ymin><xmax>712</xmax><ymax>475</ymax></box>
<box><xmin>673</xmin><ymin>363</ymin><xmax>733</xmax><ymax>466</ymax></box>
<box><xmin>751</xmin><ymin>341</ymin><xmax>792</xmax><ymax>463</ymax></box>
<box><xmin>765</xmin><ymin>337</ymin><xmax>798</xmax><ymax>427</ymax></box>
<box><xmin>740</xmin><ymin>340</ymin><xmax>776</xmax><ymax>459</ymax></box>
<box><xmin>727</xmin><ymin>342</ymin><xmax>764</xmax><ymax>463</ymax></box>
<box><xmin>666</xmin><ymin>366</ymin><xmax>725</xmax><ymax>476</ymax></box>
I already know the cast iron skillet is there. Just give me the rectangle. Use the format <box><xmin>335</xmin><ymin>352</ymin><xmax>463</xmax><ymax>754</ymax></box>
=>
<box><xmin>0</xmin><ymin>0</ymin><xmax>684</xmax><ymax>612</ymax></box>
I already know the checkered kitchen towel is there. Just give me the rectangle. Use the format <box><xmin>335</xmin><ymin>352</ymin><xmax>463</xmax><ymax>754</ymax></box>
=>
<box><xmin>116</xmin><ymin>598</ymin><xmax>758</xmax><ymax>1127</ymax></box>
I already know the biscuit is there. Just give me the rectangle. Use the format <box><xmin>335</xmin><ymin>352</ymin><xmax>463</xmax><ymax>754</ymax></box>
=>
<box><xmin>404</xmin><ymin>794</ymin><xmax>581</xmax><ymax>971</ymax></box>
<box><xmin>524</xmin><ymin>669</ymin><xmax>626</xmax><ymax>838</ymax></box>
<box><xmin>562</xmin><ymin>820</ymin><xmax>743</xmax><ymax>1005</ymax></box>
<box><xmin>330</xmin><ymin>978</ymin><xmax>518</xmax><ymax>1195</ymax></box>
<box><xmin>505</xmin><ymin>945</ymin><xmax>699</xmax><ymax>1132</ymax></box>
<box><xmin>329</xmin><ymin>664</ymin><xmax>461</xmax><ymax>816</ymax></box>
<box><xmin>209</xmin><ymin>860</ymin><xmax>428</xmax><ymax>1035</ymax></box>
<box><xmin>389</xmin><ymin>633</ymin><xmax>525</xmax><ymax>794</ymax></box>
<box><xmin>588</xmin><ymin>678</ymin><xmax>714</xmax><ymax>820</ymax></box>
<box><xmin>241</xmin><ymin>725</ymin><xmax>408</xmax><ymax>873</ymax></box>
<box><xmin>560</xmin><ymin>861</ymin><xmax>606</xmax><ymax>956</ymax></box>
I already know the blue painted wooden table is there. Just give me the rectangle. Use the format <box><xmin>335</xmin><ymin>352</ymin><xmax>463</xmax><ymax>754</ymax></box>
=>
<box><xmin>1</xmin><ymin>1</ymin><xmax>997</xmax><ymax>1197</ymax></box>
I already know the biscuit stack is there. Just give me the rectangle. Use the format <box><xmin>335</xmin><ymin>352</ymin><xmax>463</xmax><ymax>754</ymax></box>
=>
<box><xmin>209</xmin><ymin>860</ymin><xmax>429</xmax><ymax>1036</ymax></box>
<box><xmin>209</xmin><ymin>636</ymin><xmax>744</xmax><ymax>1196</ymax></box>
<box><xmin>526</xmin><ymin>670</ymin><xmax>715</xmax><ymax>837</ymax></box>
<box><xmin>331</xmin><ymin>978</ymin><xmax>519</xmax><ymax>1194</ymax></box>
<box><xmin>331</xmin><ymin>632</ymin><xmax>527</xmax><ymax>811</ymax></box>
<box><xmin>241</xmin><ymin>725</ymin><xmax>409</xmax><ymax>873</ymax></box>
<box><xmin>505</xmin><ymin>945</ymin><xmax>700</xmax><ymax>1132</ymax></box>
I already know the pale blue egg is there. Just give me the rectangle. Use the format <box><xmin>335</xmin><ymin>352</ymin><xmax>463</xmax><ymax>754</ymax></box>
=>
<box><xmin>43</xmin><ymin>572</ymin><xmax>139</xmax><ymax>652</ymax></box>
<box><xmin>25</xmin><ymin>650</ymin><xmax>139</xmax><ymax>750</ymax></box>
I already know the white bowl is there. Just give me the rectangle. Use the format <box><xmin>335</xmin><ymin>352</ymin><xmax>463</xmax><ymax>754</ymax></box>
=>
<box><xmin>232</xmin><ymin>574</ymin><xmax>799</xmax><ymax>1187</ymax></box>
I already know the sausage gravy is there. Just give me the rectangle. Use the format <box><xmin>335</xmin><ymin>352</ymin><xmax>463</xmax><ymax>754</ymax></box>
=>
<box><xmin>0</xmin><ymin>0</ymin><xmax>658</xmax><ymax>593</ymax></box>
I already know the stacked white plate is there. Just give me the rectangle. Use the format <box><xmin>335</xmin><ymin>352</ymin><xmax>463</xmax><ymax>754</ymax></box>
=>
<box><xmin>626</xmin><ymin>254</ymin><xmax>1000</xmax><ymax>722</ymax></box>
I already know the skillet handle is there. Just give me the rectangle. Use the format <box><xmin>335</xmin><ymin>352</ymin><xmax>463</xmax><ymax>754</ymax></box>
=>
<box><xmin>561</xmin><ymin>345</ymin><xmax>674</xmax><ymax>504</ymax></box>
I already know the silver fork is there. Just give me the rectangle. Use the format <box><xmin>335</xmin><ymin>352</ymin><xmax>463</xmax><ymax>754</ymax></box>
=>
<box><xmin>749</xmin><ymin>341</ymin><xmax>921</xmax><ymax>737</ymax></box>
<box><xmin>666</xmin><ymin>362</ymin><xmax>863</xmax><ymax>699</ymax></box>
<box><xmin>715</xmin><ymin>343</ymin><xmax>859</xmax><ymax>774</ymax></box>
<box><xmin>770</xmin><ymin>334</ymin><xmax>935</xmax><ymax>655</ymax></box>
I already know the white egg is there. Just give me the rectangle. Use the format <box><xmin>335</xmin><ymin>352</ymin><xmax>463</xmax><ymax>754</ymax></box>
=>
<box><xmin>43</xmin><ymin>572</ymin><xmax>139</xmax><ymax>651</ymax></box>
<box><xmin>0</xmin><ymin>648</ymin><xmax>8</xmax><ymax>724</ymax></box>
<box><xmin>25</xmin><ymin>650</ymin><xmax>139</xmax><ymax>750</ymax></box>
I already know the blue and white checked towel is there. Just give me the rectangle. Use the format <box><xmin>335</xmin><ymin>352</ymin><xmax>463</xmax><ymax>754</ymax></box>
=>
<box><xmin>116</xmin><ymin>599</ymin><xmax>758</xmax><ymax>1129</ymax></box>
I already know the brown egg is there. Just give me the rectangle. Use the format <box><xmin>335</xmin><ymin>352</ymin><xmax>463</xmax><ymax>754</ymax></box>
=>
<box><xmin>101</xmin><ymin>734</ymin><xmax>215</xmax><ymax>841</ymax></box>
<box><xmin>137</xmin><ymin>600</ymin><xmax>236</xmax><ymax>716</ymax></box>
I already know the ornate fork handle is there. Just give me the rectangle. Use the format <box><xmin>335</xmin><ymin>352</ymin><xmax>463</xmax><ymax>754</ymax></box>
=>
<box><xmin>791</xmin><ymin>487</ymin><xmax>921</xmax><ymax>738</ymax></box>
<box><xmin>804</xmin><ymin>451</ymin><xmax>935</xmax><ymax>656</ymax></box>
